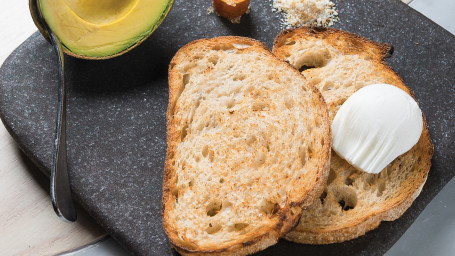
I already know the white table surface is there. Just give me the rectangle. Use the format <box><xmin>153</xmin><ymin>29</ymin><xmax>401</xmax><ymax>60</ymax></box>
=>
<box><xmin>0</xmin><ymin>0</ymin><xmax>453</xmax><ymax>255</ymax></box>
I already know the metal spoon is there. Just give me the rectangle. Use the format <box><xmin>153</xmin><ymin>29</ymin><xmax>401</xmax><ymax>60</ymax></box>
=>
<box><xmin>30</xmin><ymin>0</ymin><xmax>77</xmax><ymax>222</ymax></box>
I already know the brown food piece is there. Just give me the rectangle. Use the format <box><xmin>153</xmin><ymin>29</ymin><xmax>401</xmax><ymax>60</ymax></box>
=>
<box><xmin>273</xmin><ymin>26</ymin><xmax>434</xmax><ymax>244</ymax></box>
<box><xmin>163</xmin><ymin>36</ymin><xmax>331</xmax><ymax>255</ymax></box>
<box><xmin>213</xmin><ymin>0</ymin><xmax>250</xmax><ymax>19</ymax></box>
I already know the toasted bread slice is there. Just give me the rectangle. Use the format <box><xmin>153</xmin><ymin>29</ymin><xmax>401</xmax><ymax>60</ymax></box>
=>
<box><xmin>273</xmin><ymin>27</ymin><xmax>433</xmax><ymax>244</ymax></box>
<box><xmin>162</xmin><ymin>36</ymin><xmax>331</xmax><ymax>255</ymax></box>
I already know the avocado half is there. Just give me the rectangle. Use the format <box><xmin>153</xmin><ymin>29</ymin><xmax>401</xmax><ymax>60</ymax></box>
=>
<box><xmin>30</xmin><ymin>0</ymin><xmax>174</xmax><ymax>59</ymax></box>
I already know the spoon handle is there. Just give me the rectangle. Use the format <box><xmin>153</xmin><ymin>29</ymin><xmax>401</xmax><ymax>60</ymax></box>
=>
<box><xmin>47</xmin><ymin>26</ymin><xmax>77</xmax><ymax>223</ymax></box>
<box><xmin>32</xmin><ymin>0</ymin><xmax>76</xmax><ymax>222</ymax></box>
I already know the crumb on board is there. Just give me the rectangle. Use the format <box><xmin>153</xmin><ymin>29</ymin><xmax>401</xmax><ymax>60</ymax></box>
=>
<box><xmin>230</xmin><ymin>16</ymin><xmax>242</xmax><ymax>24</ymax></box>
<box><xmin>272</xmin><ymin>0</ymin><xmax>339</xmax><ymax>28</ymax></box>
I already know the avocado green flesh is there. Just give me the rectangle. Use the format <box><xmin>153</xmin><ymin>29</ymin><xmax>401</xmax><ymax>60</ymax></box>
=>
<box><xmin>39</xmin><ymin>0</ymin><xmax>173</xmax><ymax>58</ymax></box>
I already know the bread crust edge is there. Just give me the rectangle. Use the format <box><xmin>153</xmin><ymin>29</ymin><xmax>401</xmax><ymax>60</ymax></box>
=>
<box><xmin>162</xmin><ymin>36</ymin><xmax>332</xmax><ymax>255</ymax></box>
<box><xmin>273</xmin><ymin>26</ymin><xmax>434</xmax><ymax>245</ymax></box>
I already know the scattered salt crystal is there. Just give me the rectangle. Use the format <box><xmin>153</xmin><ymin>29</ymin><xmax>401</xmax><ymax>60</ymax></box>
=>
<box><xmin>207</xmin><ymin>6</ymin><xmax>215</xmax><ymax>14</ymax></box>
<box><xmin>272</xmin><ymin>0</ymin><xmax>339</xmax><ymax>28</ymax></box>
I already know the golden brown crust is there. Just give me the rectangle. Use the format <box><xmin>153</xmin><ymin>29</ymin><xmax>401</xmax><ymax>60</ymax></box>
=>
<box><xmin>273</xmin><ymin>26</ymin><xmax>434</xmax><ymax>244</ymax></box>
<box><xmin>286</xmin><ymin>129</ymin><xmax>432</xmax><ymax>244</ymax></box>
<box><xmin>163</xmin><ymin>36</ymin><xmax>331</xmax><ymax>255</ymax></box>
<box><xmin>273</xmin><ymin>26</ymin><xmax>394</xmax><ymax>61</ymax></box>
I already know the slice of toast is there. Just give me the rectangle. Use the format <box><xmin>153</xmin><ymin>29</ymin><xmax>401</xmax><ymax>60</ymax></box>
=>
<box><xmin>162</xmin><ymin>36</ymin><xmax>331</xmax><ymax>255</ymax></box>
<box><xmin>273</xmin><ymin>27</ymin><xmax>434</xmax><ymax>244</ymax></box>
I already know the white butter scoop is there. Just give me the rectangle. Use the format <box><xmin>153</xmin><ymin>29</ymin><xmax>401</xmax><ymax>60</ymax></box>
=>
<box><xmin>332</xmin><ymin>83</ymin><xmax>423</xmax><ymax>174</ymax></box>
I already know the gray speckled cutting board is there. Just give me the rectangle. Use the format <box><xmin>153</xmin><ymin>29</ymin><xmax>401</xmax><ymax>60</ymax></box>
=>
<box><xmin>0</xmin><ymin>0</ymin><xmax>454</xmax><ymax>255</ymax></box>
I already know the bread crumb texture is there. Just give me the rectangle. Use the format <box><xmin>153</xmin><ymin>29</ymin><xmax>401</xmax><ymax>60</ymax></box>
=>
<box><xmin>273</xmin><ymin>27</ymin><xmax>433</xmax><ymax>244</ymax></box>
<box><xmin>164</xmin><ymin>37</ymin><xmax>330</xmax><ymax>254</ymax></box>
<box><xmin>272</xmin><ymin>0</ymin><xmax>339</xmax><ymax>28</ymax></box>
